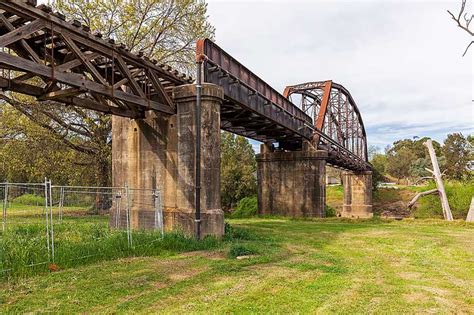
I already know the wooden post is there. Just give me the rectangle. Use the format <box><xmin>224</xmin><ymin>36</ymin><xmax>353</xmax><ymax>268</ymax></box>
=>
<box><xmin>466</xmin><ymin>197</ymin><xmax>474</xmax><ymax>222</ymax></box>
<box><xmin>424</xmin><ymin>139</ymin><xmax>453</xmax><ymax>221</ymax></box>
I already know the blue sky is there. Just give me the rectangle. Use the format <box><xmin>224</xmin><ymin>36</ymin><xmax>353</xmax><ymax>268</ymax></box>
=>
<box><xmin>207</xmin><ymin>0</ymin><xmax>473</xmax><ymax>152</ymax></box>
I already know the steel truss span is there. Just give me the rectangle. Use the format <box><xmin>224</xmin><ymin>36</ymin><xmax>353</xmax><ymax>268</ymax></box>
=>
<box><xmin>198</xmin><ymin>39</ymin><xmax>370</xmax><ymax>172</ymax></box>
<box><xmin>283</xmin><ymin>81</ymin><xmax>370</xmax><ymax>171</ymax></box>
<box><xmin>0</xmin><ymin>0</ymin><xmax>191</xmax><ymax>118</ymax></box>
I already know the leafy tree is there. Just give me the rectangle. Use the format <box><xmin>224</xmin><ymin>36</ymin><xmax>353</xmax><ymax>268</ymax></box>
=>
<box><xmin>371</xmin><ymin>153</ymin><xmax>387</xmax><ymax>175</ymax></box>
<box><xmin>409</xmin><ymin>158</ymin><xmax>431</xmax><ymax>178</ymax></box>
<box><xmin>0</xmin><ymin>0</ymin><xmax>214</xmax><ymax>186</ymax></box>
<box><xmin>220</xmin><ymin>132</ymin><xmax>257</xmax><ymax>210</ymax></box>
<box><xmin>386</xmin><ymin>146</ymin><xmax>416</xmax><ymax>180</ymax></box>
<box><xmin>442</xmin><ymin>133</ymin><xmax>470</xmax><ymax>180</ymax></box>
<box><xmin>369</xmin><ymin>153</ymin><xmax>387</xmax><ymax>188</ymax></box>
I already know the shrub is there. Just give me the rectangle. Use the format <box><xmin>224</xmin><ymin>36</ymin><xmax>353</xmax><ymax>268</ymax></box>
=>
<box><xmin>414</xmin><ymin>180</ymin><xmax>474</xmax><ymax>219</ymax></box>
<box><xmin>228</xmin><ymin>244</ymin><xmax>257</xmax><ymax>258</ymax></box>
<box><xmin>12</xmin><ymin>194</ymin><xmax>45</xmax><ymax>206</ymax></box>
<box><xmin>231</xmin><ymin>196</ymin><xmax>257</xmax><ymax>218</ymax></box>
<box><xmin>325</xmin><ymin>205</ymin><xmax>336</xmax><ymax>217</ymax></box>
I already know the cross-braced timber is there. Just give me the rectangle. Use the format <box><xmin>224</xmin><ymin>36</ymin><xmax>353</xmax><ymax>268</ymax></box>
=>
<box><xmin>0</xmin><ymin>0</ymin><xmax>192</xmax><ymax>118</ymax></box>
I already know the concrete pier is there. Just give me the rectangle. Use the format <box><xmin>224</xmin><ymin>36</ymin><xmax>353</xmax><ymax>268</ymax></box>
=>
<box><xmin>171</xmin><ymin>83</ymin><xmax>224</xmax><ymax>237</ymax></box>
<box><xmin>256</xmin><ymin>143</ymin><xmax>327</xmax><ymax>217</ymax></box>
<box><xmin>341</xmin><ymin>171</ymin><xmax>373</xmax><ymax>218</ymax></box>
<box><xmin>111</xmin><ymin>83</ymin><xmax>224</xmax><ymax>237</ymax></box>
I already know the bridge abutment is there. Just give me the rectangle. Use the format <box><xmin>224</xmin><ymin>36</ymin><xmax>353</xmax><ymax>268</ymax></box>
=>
<box><xmin>341</xmin><ymin>171</ymin><xmax>373</xmax><ymax>218</ymax></box>
<box><xmin>111</xmin><ymin>83</ymin><xmax>224</xmax><ymax>237</ymax></box>
<box><xmin>256</xmin><ymin>143</ymin><xmax>328</xmax><ymax>217</ymax></box>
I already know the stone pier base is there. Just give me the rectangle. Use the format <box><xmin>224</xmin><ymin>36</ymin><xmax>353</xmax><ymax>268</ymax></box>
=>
<box><xmin>341</xmin><ymin>171</ymin><xmax>373</xmax><ymax>218</ymax></box>
<box><xmin>256</xmin><ymin>145</ymin><xmax>327</xmax><ymax>217</ymax></box>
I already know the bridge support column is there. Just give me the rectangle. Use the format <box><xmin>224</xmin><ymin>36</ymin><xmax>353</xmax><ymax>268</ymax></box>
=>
<box><xmin>341</xmin><ymin>171</ymin><xmax>373</xmax><ymax>218</ymax></box>
<box><xmin>256</xmin><ymin>143</ymin><xmax>328</xmax><ymax>217</ymax></box>
<box><xmin>111</xmin><ymin>112</ymin><xmax>178</xmax><ymax>230</ymax></box>
<box><xmin>170</xmin><ymin>83</ymin><xmax>224</xmax><ymax>237</ymax></box>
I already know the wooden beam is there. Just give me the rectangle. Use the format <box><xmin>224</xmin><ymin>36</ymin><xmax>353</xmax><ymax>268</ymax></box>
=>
<box><xmin>148</xmin><ymin>69</ymin><xmax>174</xmax><ymax>109</ymax></box>
<box><xmin>61</xmin><ymin>32</ymin><xmax>108</xmax><ymax>85</ymax></box>
<box><xmin>114</xmin><ymin>54</ymin><xmax>146</xmax><ymax>98</ymax></box>
<box><xmin>0</xmin><ymin>13</ymin><xmax>41</xmax><ymax>63</ymax></box>
<box><xmin>39</xmin><ymin>87</ymin><xmax>84</xmax><ymax>100</ymax></box>
<box><xmin>55</xmin><ymin>51</ymin><xmax>100</xmax><ymax>72</ymax></box>
<box><xmin>0</xmin><ymin>18</ymin><xmax>44</xmax><ymax>47</ymax></box>
<box><xmin>0</xmin><ymin>77</ymin><xmax>138</xmax><ymax>118</ymax></box>
<box><xmin>0</xmin><ymin>51</ymin><xmax>174</xmax><ymax>114</ymax></box>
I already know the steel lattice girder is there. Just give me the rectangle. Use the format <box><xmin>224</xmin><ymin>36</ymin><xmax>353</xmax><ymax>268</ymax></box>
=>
<box><xmin>283</xmin><ymin>81</ymin><xmax>370</xmax><ymax>170</ymax></box>
<box><xmin>0</xmin><ymin>0</ymin><xmax>192</xmax><ymax>118</ymax></box>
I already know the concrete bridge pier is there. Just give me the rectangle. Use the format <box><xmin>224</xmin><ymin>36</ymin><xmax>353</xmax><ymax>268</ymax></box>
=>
<box><xmin>341</xmin><ymin>171</ymin><xmax>373</xmax><ymax>218</ymax></box>
<box><xmin>111</xmin><ymin>83</ymin><xmax>224</xmax><ymax>237</ymax></box>
<box><xmin>256</xmin><ymin>143</ymin><xmax>328</xmax><ymax>217</ymax></box>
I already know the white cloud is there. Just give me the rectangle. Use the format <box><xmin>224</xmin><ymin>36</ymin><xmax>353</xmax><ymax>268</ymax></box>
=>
<box><xmin>207</xmin><ymin>0</ymin><xmax>473</xmax><ymax>147</ymax></box>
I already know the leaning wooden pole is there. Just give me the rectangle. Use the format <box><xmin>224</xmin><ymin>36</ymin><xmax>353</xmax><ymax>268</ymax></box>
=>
<box><xmin>424</xmin><ymin>139</ymin><xmax>453</xmax><ymax>221</ymax></box>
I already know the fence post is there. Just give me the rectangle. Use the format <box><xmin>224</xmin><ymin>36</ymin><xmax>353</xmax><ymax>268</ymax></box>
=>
<box><xmin>115</xmin><ymin>191</ymin><xmax>122</xmax><ymax>228</ymax></box>
<box><xmin>125</xmin><ymin>183</ymin><xmax>132</xmax><ymax>248</ymax></box>
<box><xmin>2</xmin><ymin>182</ymin><xmax>8</xmax><ymax>232</ymax></box>
<box><xmin>48</xmin><ymin>180</ymin><xmax>55</xmax><ymax>263</ymax></box>
<box><xmin>59</xmin><ymin>186</ymin><xmax>64</xmax><ymax>223</ymax></box>
<box><xmin>44</xmin><ymin>178</ymin><xmax>50</xmax><ymax>258</ymax></box>
<box><xmin>154</xmin><ymin>190</ymin><xmax>164</xmax><ymax>237</ymax></box>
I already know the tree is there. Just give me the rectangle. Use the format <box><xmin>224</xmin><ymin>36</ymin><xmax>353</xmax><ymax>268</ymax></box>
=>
<box><xmin>447</xmin><ymin>0</ymin><xmax>473</xmax><ymax>56</ymax></box>
<box><xmin>386</xmin><ymin>146</ymin><xmax>416</xmax><ymax>181</ymax></box>
<box><xmin>409</xmin><ymin>158</ymin><xmax>431</xmax><ymax>178</ymax></box>
<box><xmin>442</xmin><ymin>133</ymin><xmax>470</xmax><ymax>179</ymax></box>
<box><xmin>0</xmin><ymin>0</ymin><xmax>214</xmax><ymax>186</ymax></box>
<box><xmin>220</xmin><ymin>132</ymin><xmax>257</xmax><ymax>210</ymax></box>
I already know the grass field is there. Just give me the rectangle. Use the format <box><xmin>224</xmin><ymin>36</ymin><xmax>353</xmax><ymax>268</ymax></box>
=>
<box><xmin>1</xmin><ymin>218</ymin><xmax>473</xmax><ymax>313</ymax></box>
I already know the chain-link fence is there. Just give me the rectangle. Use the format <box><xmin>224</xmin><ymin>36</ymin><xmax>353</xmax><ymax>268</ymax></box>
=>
<box><xmin>1</xmin><ymin>180</ymin><xmax>163</xmax><ymax>279</ymax></box>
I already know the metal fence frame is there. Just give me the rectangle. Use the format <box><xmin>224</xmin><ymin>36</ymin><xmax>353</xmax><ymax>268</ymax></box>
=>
<box><xmin>0</xmin><ymin>179</ymin><xmax>164</xmax><ymax>275</ymax></box>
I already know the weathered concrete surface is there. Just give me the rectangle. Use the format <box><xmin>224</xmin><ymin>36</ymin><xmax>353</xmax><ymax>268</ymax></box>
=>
<box><xmin>341</xmin><ymin>171</ymin><xmax>373</xmax><ymax>218</ymax></box>
<box><xmin>111</xmin><ymin>83</ymin><xmax>224</xmax><ymax>237</ymax></box>
<box><xmin>111</xmin><ymin>111</ymin><xmax>177</xmax><ymax>230</ymax></box>
<box><xmin>172</xmin><ymin>83</ymin><xmax>224</xmax><ymax>237</ymax></box>
<box><xmin>256</xmin><ymin>144</ymin><xmax>327</xmax><ymax>217</ymax></box>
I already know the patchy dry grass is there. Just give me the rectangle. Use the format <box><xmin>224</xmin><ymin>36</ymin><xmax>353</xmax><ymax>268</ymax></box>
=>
<box><xmin>1</xmin><ymin>218</ymin><xmax>473</xmax><ymax>313</ymax></box>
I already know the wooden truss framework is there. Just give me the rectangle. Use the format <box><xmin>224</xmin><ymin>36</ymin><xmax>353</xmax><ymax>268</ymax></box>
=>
<box><xmin>0</xmin><ymin>0</ymin><xmax>192</xmax><ymax>118</ymax></box>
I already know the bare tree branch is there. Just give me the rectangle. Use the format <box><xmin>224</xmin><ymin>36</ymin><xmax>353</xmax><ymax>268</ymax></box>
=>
<box><xmin>447</xmin><ymin>0</ymin><xmax>474</xmax><ymax>56</ymax></box>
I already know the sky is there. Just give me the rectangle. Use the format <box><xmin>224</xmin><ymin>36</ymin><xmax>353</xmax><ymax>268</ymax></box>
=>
<box><xmin>205</xmin><ymin>0</ymin><xmax>473</xmax><ymax>152</ymax></box>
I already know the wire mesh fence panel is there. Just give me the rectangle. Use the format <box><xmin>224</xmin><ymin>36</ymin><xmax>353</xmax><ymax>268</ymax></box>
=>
<box><xmin>1</xmin><ymin>181</ymin><xmax>165</xmax><ymax>280</ymax></box>
<box><xmin>50</xmin><ymin>186</ymin><xmax>131</xmax><ymax>268</ymax></box>
<box><xmin>0</xmin><ymin>182</ymin><xmax>51</xmax><ymax>278</ymax></box>
<box><xmin>126</xmin><ymin>188</ymin><xmax>164</xmax><ymax>255</ymax></box>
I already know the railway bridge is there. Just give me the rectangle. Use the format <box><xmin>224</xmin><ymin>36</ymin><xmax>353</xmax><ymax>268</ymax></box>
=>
<box><xmin>0</xmin><ymin>0</ymin><xmax>372</xmax><ymax>238</ymax></box>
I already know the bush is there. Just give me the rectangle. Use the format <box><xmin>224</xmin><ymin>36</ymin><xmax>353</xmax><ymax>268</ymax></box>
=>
<box><xmin>325</xmin><ymin>205</ymin><xmax>336</xmax><ymax>217</ymax></box>
<box><xmin>12</xmin><ymin>194</ymin><xmax>45</xmax><ymax>206</ymax></box>
<box><xmin>414</xmin><ymin>180</ymin><xmax>474</xmax><ymax>219</ymax></box>
<box><xmin>231</xmin><ymin>196</ymin><xmax>258</xmax><ymax>218</ymax></box>
<box><xmin>228</xmin><ymin>244</ymin><xmax>257</xmax><ymax>258</ymax></box>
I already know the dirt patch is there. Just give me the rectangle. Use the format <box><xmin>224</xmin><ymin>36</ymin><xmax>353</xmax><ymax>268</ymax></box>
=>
<box><xmin>398</xmin><ymin>271</ymin><xmax>422</xmax><ymax>280</ymax></box>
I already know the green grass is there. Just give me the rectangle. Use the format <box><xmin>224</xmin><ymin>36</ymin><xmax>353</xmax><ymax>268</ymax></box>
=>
<box><xmin>0</xmin><ymin>213</ymin><xmax>221</xmax><ymax>280</ymax></box>
<box><xmin>1</xmin><ymin>218</ymin><xmax>472</xmax><ymax>313</ymax></box>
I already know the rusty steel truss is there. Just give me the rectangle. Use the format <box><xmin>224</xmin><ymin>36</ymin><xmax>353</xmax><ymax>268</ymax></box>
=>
<box><xmin>197</xmin><ymin>39</ymin><xmax>370</xmax><ymax>171</ymax></box>
<box><xmin>283</xmin><ymin>81</ymin><xmax>369</xmax><ymax>170</ymax></box>
<box><xmin>0</xmin><ymin>0</ymin><xmax>191</xmax><ymax>118</ymax></box>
